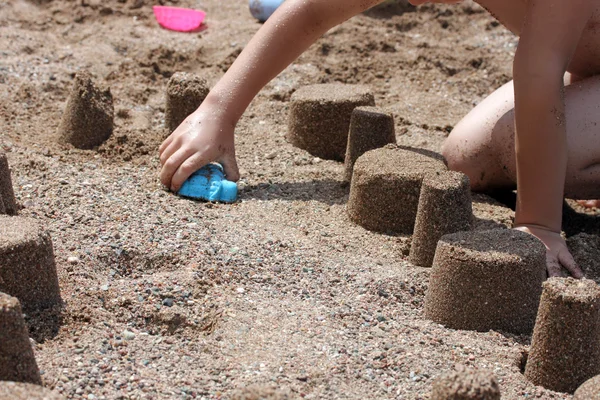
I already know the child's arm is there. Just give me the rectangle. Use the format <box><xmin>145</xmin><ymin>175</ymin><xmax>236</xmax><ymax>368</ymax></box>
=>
<box><xmin>159</xmin><ymin>0</ymin><xmax>385</xmax><ymax>191</ymax></box>
<box><xmin>512</xmin><ymin>0</ymin><xmax>593</xmax><ymax>277</ymax></box>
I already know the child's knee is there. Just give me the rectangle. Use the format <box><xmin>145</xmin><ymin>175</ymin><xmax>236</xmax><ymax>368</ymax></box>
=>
<box><xmin>441</xmin><ymin>124</ymin><xmax>501</xmax><ymax>191</ymax></box>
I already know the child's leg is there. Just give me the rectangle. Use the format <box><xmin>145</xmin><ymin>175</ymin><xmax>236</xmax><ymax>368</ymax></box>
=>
<box><xmin>443</xmin><ymin>74</ymin><xmax>600</xmax><ymax>199</ymax></box>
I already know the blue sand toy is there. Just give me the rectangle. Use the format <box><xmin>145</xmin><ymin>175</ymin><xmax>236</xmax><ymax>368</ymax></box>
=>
<box><xmin>177</xmin><ymin>163</ymin><xmax>238</xmax><ymax>203</ymax></box>
<box><xmin>249</xmin><ymin>0</ymin><xmax>285</xmax><ymax>22</ymax></box>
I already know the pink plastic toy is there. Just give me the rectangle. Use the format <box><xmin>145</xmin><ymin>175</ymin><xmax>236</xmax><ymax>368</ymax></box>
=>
<box><xmin>153</xmin><ymin>6</ymin><xmax>206</xmax><ymax>32</ymax></box>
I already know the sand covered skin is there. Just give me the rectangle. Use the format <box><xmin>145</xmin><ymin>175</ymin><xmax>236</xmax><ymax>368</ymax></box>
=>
<box><xmin>425</xmin><ymin>229</ymin><xmax>547</xmax><ymax>334</ymax></box>
<box><xmin>0</xmin><ymin>293</ymin><xmax>42</xmax><ymax>385</ymax></box>
<box><xmin>410</xmin><ymin>170</ymin><xmax>472</xmax><ymax>267</ymax></box>
<box><xmin>0</xmin><ymin>381</ymin><xmax>63</xmax><ymax>400</ymax></box>
<box><xmin>431</xmin><ymin>368</ymin><xmax>501</xmax><ymax>400</ymax></box>
<box><xmin>347</xmin><ymin>145</ymin><xmax>446</xmax><ymax>233</ymax></box>
<box><xmin>0</xmin><ymin>152</ymin><xmax>17</xmax><ymax>215</ymax></box>
<box><xmin>165</xmin><ymin>72</ymin><xmax>210</xmax><ymax>134</ymax></box>
<box><xmin>0</xmin><ymin>216</ymin><xmax>61</xmax><ymax>310</ymax></box>
<box><xmin>58</xmin><ymin>70</ymin><xmax>114</xmax><ymax>150</ymax></box>
<box><xmin>344</xmin><ymin>106</ymin><xmax>396</xmax><ymax>182</ymax></box>
<box><xmin>287</xmin><ymin>83</ymin><xmax>375</xmax><ymax>160</ymax></box>
<box><xmin>525</xmin><ymin>278</ymin><xmax>600</xmax><ymax>394</ymax></box>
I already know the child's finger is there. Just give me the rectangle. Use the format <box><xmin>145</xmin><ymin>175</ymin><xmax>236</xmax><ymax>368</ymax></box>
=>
<box><xmin>159</xmin><ymin>134</ymin><xmax>175</xmax><ymax>155</ymax></box>
<box><xmin>558</xmin><ymin>249</ymin><xmax>584</xmax><ymax>279</ymax></box>
<box><xmin>545</xmin><ymin>252</ymin><xmax>563</xmax><ymax>278</ymax></box>
<box><xmin>219</xmin><ymin>151</ymin><xmax>240</xmax><ymax>182</ymax></box>
<box><xmin>159</xmin><ymin>137</ymin><xmax>181</xmax><ymax>166</ymax></box>
<box><xmin>170</xmin><ymin>153</ymin><xmax>210</xmax><ymax>192</ymax></box>
<box><xmin>160</xmin><ymin>147</ymin><xmax>197</xmax><ymax>189</ymax></box>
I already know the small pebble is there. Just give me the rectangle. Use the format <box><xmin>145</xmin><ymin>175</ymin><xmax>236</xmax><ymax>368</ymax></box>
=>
<box><xmin>68</xmin><ymin>256</ymin><xmax>80</xmax><ymax>265</ymax></box>
<box><xmin>162</xmin><ymin>298</ymin><xmax>174</xmax><ymax>307</ymax></box>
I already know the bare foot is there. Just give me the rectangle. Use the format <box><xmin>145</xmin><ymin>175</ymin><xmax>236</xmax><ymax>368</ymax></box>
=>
<box><xmin>577</xmin><ymin>200</ymin><xmax>600</xmax><ymax>209</ymax></box>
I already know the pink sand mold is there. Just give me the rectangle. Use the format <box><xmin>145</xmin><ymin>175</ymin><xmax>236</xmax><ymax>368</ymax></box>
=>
<box><xmin>153</xmin><ymin>6</ymin><xmax>206</xmax><ymax>32</ymax></box>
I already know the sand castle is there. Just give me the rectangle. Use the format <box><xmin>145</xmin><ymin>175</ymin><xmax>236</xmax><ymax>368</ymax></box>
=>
<box><xmin>0</xmin><ymin>153</ymin><xmax>17</xmax><ymax>215</ymax></box>
<box><xmin>58</xmin><ymin>70</ymin><xmax>114</xmax><ymax>149</ymax></box>
<box><xmin>0</xmin><ymin>216</ymin><xmax>61</xmax><ymax>310</ymax></box>
<box><xmin>0</xmin><ymin>382</ymin><xmax>63</xmax><ymax>400</ymax></box>
<box><xmin>344</xmin><ymin>106</ymin><xmax>396</xmax><ymax>182</ymax></box>
<box><xmin>525</xmin><ymin>278</ymin><xmax>600</xmax><ymax>393</ymax></box>
<box><xmin>165</xmin><ymin>72</ymin><xmax>210</xmax><ymax>134</ymax></box>
<box><xmin>431</xmin><ymin>369</ymin><xmax>500</xmax><ymax>400</ymax></box>
<box><xmin>347</xmin><ymin>145</ymin><xmax>446</xmax><ymax>233</ymax></box>
<box><xmin>287</xmin><ymin>83</ymin><xmax>375</xmax><ymax>161</ymax></box>
<box><xmin>567</xmin><ymin>233</ymin><xmax>600</xmax><ymax>283</ymax></box>
<box><xmin>424</xmin><ymin>229</ymin><xmax>546</xmax><ymax>334</ymax></box>
<box><xmin>574</xmin><ymin>375</ymin><xmax>600</xmax><ymax>399</ymax></box>
<box><xmin>409</xmin><ymin>171</ymin><xmax>472</xmax><ymax>267</ymax></box>
<box><xmin>0</xmin><ymin>293</ymin><xmax>41</xmax><ymax>385</ymax></box>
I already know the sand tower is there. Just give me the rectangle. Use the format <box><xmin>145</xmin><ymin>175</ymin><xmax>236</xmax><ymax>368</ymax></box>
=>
<box><xmin>525</xmin><ymin>278</ymin><xmax>600</xmax><ymax>393</ymax></box>
<box><xmin>431</xmin><ymin>369</ymin><xmax>500</xmax><ymax>400</ymax></box>
<box><xmin>343</xmin><ymin>106</ymin><xmax>396</xmax><ymax>182</ymax></box>
<box><xmin>58</xmin><ymin>70</ymin><xmax>114</xmax><ymax>149</ymax></box>
<box><xmin>287</xmin><ymin>84</ymin><xmax>375</xmax><ymax>161</ymax></box>
<box><xmin>574</xmin><ymin>375</ymin><xmax>600</xmax><ymax>399</ymax></box>
<box><xmin>0</xmin><ymin>216</ymin><xmax>61</xmax><ymax>310</ymax></box>
<box><xmin>347</xmin><ymin>145</ymin><xmax>446</xmax><ymax>234</ymax></box>
<box><xmin>0</xmin><ymin>382</ymin><xmax>63</xmax><ymax>400</ymax></box>
<box><xmin>0</xmin><ymin>293</ymin><xmax>41</xmax><ymax>384</ymax></box>
<box><xmin>424</xmin><ymin>229</ymin><xmax>546</xmax><ymax>334</ymax></box>
<box><xmin>0</xmin><ymin>152</ymin><xmax>17</xmax><ymax>215</ymax></box>
<box><xmin>409</xmin><ymin>171</ymin><xmax>472</xmax><ymax>267</ymax></box>
<box><xmin>165</xmin><ymin>72</ymin><xmax>210</xmax><ymax>134</ymax></box>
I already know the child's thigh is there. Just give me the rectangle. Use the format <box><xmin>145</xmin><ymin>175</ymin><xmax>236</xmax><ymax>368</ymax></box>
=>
<box><xmin>443</xmin><ymin>76</ymin><xmax>600</xmax><ymax>198</ymax></box>
<box><xmin>442</xmin><ymin>81</ymin><xmax>516</xmax><ymax>191</ymax></box>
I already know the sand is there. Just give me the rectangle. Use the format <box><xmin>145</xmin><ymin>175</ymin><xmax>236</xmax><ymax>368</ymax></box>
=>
<box><xmin>287</xmin><ymin>84</ymin><xmax>375</xmax><ymax>160</ymax></box>
<box><xmin>347</xmin><ymin>145</ymin><xmax>447</xmax><ymax>234</ymax></box>
<box><xmin>164</xmin><ymin>72</ymin><xmax>210</xmax><ymax>134</ymax></box>
<box><xmin>525</xmin><ymin>278</ymin><xmax>600</xmax><ymax>394</ymax></box>
<box><xmin>1</xmin><ymin>0</ymin><xmax>598</xmax><ymax>398</ymax></box>
<box><xmin>0</xmin><ymin>152</ymin><xmax>17</xmax><ymax>215</ymax></box>
<box><xmin>431</xmin><ymin>368</ymin><xmax>501</xmax><ymax>400</ymax></box>
<box><xmin>58</xmin><ymin>70</ymin><xmax>114</xmax><ymax>150</ymax></box>
<box><xmin>344</xmin><ymin>106</ymin><xmax>396</xmax><ymax>182</ymax></box>
<box><xmin>409</xmin><ymin>170</ymin><xmax>472</xmax><ymax>267</ymax></box>
<box><xmin>574</xmin><ymin>375</ymin><xmax>600</xmax><ymax>399</ymax></box>
<box><xmin>0</xmin><ymin>292</ymin><xmax>42</xmax><ymax>385</ymax></box>
<box><xmin>0</xmin><ymin>381</ymin><xmax>63</xmax><ymax>400</ymax></box>
<box><xmin>424</xmin><ymin>229</ymin><xmax>546</xmax><ymax>334</ymax></box>
<box><xmin>0</xmin><ymin>216</ymin><xmax>61</xmax><ymax>310</ymax></box>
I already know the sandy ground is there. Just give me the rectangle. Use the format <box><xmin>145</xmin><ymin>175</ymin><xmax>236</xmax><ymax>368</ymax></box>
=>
<box><xmin>1</xmin><ymin>0</ymin><xmax>600</xmax><ymax>399</ymax></box>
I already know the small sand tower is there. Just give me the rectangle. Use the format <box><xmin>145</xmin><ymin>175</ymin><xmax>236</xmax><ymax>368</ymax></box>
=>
<box><xmin>574</xmin><ymin>375</ymin><xmax>600</xmax><ymax>399</ymax></box>
<box><xmin>347</xmin><ymin>145</ymin><xmax>446</xmax><ymax>234</ymax></box>
<box><xmin>0</xmin><ymin>216</ymin><xmax>61</xmax><ymax>310</ymax></box>
<box><xmin>165</xmin><ymin>72</ymin><xmax>210</xmax><ymax>134</ymax></box>
<box><xmin>424</xmin><ymin>229</ymin><xmax>546</xmax><ymax>334</ymax></box>
<box><xmin>525</xmin><ymin>278</ymin><xmax>600</xmax><ymax>394</ymax></box>
<box><xmin>287</xmin><ymin>84</ymin><xmax>375</xmax><ymax>161</ymax></box>
<box><xmin>0</xmin><ymin>382</ymin><xmax>64</xmax><ymax>400</ymax></box>
<box><xmin>58</xmin><ymin>70</ymin><xmax>114</xmax><ymax>149</ymax></box>
<box><xmin>409</xmin><ymin>171</ymin><xmax>472</xmax><ymax>267</ymax></box>
<box><xmin>0</xmin><ymin>293</ymin><xmax>41</xmax><ymax>385</ymax></box>
<box><xmin>0</xmin><ymin>152</ymin><xmax>17</xmax><ymax>215</ymax></box>
<box><xmin>431</xmin><ymin>368</ymin><xmax>501</xmax><ymax>400</ymax></box>
<box><xmin>343</xmin><ymin>106</ymin><xmax>396</xmax><ymax>182</ymax></box>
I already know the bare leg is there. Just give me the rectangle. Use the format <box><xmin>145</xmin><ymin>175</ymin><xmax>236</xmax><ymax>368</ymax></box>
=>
<box><xmin>443</xmin><ymin>74</ymin><xmax>600</xmax><ymax>200</ymax></box>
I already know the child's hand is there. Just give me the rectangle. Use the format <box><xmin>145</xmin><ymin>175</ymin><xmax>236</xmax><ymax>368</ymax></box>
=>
<box><xmin>159</xmin><ymin>105</ymin><xmax>240</xmax><ymax>192</ymax></box>
<box><xmin>514</xmin><ymin>225</ymin><xmax>584</xmax><ymax>279</ymax></box>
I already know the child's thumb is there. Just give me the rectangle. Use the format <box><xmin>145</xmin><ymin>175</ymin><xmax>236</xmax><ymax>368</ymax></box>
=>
<box><xmin>221</xmin><ymin>153</ymin><xmax>240</xmax><ymax>182</ymax></box>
